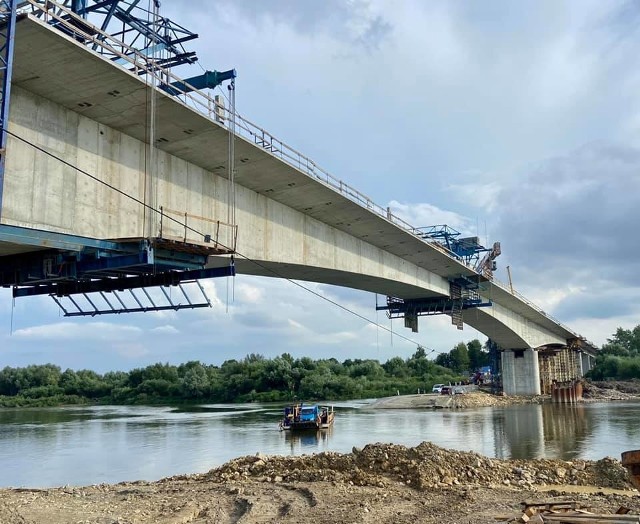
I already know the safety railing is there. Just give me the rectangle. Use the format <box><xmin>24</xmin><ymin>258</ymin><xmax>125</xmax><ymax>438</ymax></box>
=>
<box><xmin>159</xmin><ymin>206</ymin><xmax>238</xmax><ymax>252</ymax></box>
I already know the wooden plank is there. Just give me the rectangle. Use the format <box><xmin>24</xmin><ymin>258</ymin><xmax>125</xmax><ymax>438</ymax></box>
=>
<box><xmin>542</xmin><ymin>514</ymin><xmax>639</xmax><ymax>523</ymax></box>
<box><xmin>522</xmin><ymin>500</ymin><xmax>580</xmax><ymax>511</ymax></box>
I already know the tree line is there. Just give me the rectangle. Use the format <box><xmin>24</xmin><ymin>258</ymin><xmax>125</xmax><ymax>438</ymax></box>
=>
<box><xmin>586</xmin><ymin>325</ymin><xmax>640</xmax><ymax>381</ymax></box>
<box><xmin>6</xmin><ymin>321</ymin><xmax>634</xmax><ymax>408</ymax></box>
<box><xmin>0</xmin><ymin>340</ymin><xmax>490</xmax><ymax>407</ymax></box>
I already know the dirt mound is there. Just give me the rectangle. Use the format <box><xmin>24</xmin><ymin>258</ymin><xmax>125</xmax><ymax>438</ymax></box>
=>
<box><xmin>583</xmin><ymin>381</ymin><xmax>640</xmax><ymax>401</ymax></box>
<box><xmin>2</xmin><ymin>443</ymin><xmax>638</xmax><ymax>523</ymax></box>
<box><xmin>207</xmin><ymin>441</ymin><xmax>635</xmax><ymax>491</ymax></box>
<box><xmin>451</xmin><ymin>391</ymin><xmax>546</xmax><ymax>408</ymax></box>
<box><xmin>370</xmin><ymin>391</ymin><xmax>547</xmax><ymax>409</ymax></box>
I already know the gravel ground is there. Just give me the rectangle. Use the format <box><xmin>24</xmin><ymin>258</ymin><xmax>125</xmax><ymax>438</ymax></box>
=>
<box><xmin>1</xmin><ymin>442</ymin><xmax>638</xmax><ymax>523</ymax></box>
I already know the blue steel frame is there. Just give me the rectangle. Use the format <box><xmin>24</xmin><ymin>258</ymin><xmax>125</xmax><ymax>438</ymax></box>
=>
<box><xmin>377</xmin><ymin>296</ymin><xmax>492</xmax><ymax>318</ymax></box>
<box><xmin>0</xmin><ymin>0</ymin><xmax>16</xmax><ymax>217</ymax></box>
<box><xmin>69</xmin><ymin>0</ymin><xmax>198</xmax><ymax>69</ymax></box>
<box><xmin>416</xmin><ymin>224</ymin><xmax>491</xmax><ymax>267</ymax></box>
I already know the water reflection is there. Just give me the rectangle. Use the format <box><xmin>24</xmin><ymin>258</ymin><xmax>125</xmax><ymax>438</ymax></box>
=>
<box><xmin>0</xmin><ymin>400</ymin><xmax>639</xmax><ymax>488</ymax></box>
<box><xmin>283</xmin><ymin>428</ymin><xmax>333</xmax><ymax>453</ymax></box>
<box><xmin>493</xmin><ymin>404</ymin><xmax>591</xmax><ymax>460</ymax></box>
<box><xmin>542</xmin><ymin>404</ymin><xmax>589</xmax><ymax>459</ymax></box>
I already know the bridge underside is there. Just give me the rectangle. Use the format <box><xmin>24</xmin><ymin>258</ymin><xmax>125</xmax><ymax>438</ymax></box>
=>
<box><xmin>209</xmin><ymin>256</ymin><xmax>569</xmax><ymax>351</ymax></box>
<box><xmin>209</xmin><ymin>257</ymin><xmax>444</xmax><ymax>301</ymax></box>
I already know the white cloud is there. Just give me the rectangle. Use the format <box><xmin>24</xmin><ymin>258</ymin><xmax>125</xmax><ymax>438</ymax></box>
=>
<box><xmin>151</xmin><ymin>325</ymin><xmax>179</xmax><ymax>335</ymax></box>
<box><xmin>388</xmin><ymin>200</ymin><xmax>473</xmax><ymax>234</ymax></box>
<box><xmin>12</xmin><ymin>322</ymin><xmax>142</xmax><ymax>341</ymax></box>
<box><xmin>445</xmin><ymin>182</ymin><xmax>502</xmax><ymax>213</ymax></box>
<box><xmin>287</xmin><ymin>318</ymin><xmax>305</xmax><ymax>331</ymax></box>
<box><xmin>235</xmin><ymin>282</ymin><xmax>264</xmax><ymax>303</ymax></box>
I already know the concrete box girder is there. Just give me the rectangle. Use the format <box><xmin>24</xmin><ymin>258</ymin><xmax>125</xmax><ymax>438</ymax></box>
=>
<box><xmin>0</xmin><ymin>14</ymin><xmax>585</xmax><ymax>350</ymax></box>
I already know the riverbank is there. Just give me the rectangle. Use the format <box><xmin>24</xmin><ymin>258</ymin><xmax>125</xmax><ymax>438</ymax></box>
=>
<box><xmin>369</xmin><ymin>381</ymin><xmax>640</xmax><ymax>410</ymax></box>
<box><xmin>1</xmin><ymin>442</ymin><xmax>638</xmax><ymax>523</ymax></box>
<box><xmin>369</xmin><ymin>390</ymin><xmax>543</xmax><ymax>409</ymax></box>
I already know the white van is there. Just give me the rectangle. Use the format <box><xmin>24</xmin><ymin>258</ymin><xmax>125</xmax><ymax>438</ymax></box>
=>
<box><xmin>432</xmin><ymin>383</ymin><xmax>444</xmax><ymax>393</ymax></box>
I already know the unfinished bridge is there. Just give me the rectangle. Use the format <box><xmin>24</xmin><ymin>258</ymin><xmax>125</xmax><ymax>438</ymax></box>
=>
<box><xmin>0</xmin><ymin>0</ymin><xmax>597</xmax><ymax>395</ymax></box>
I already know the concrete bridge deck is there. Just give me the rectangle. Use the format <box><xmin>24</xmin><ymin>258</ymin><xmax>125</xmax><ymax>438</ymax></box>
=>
<box><xmin>0</xmin><ymin>10</ymin><xmax>597</xmax><ymax>395</ymax></box>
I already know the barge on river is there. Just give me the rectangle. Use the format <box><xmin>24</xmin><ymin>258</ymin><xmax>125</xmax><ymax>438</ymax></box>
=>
<box><xmin>280</xmin><ymin>404</ymin><xmax>334</xmax><ymax>431</ymax></box>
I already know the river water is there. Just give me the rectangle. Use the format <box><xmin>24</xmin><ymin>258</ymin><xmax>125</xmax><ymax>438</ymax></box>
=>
<box><xmin>1</xmin><ymin>399</ymin><xmax>639</xmax><ymax>488</ymax></box>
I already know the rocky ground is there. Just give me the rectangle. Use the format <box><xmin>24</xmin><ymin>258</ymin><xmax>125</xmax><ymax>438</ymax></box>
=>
<box><xmin>584</xmin><ymin>379</ymin><xmax>640</xmax><ymax>401</ymax></box>
<box><xmin>1</xmin><ymin>441</ymin><xmax>638</xmax><ymax>524</ymax></box>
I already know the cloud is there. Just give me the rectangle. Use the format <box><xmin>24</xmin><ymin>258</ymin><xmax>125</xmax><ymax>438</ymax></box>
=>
<box><xmin>12</xmin><ymin>322</ymin><xmax>142</xmax><ymax>341</ymax></box>
<box><xmin>235</xmin><ymin>282</ymin><xmax>264</xmax><ymax>304</ymax></box>
<box><xmin>190</xmin><ymin>0</ymin><xmax>393</xmax><ymax>51</ymax></box>
<box><xmin>151</xmin><ymin>325</ymin><xmax>180</xmax><ymax>335</ymax></box>
<box><xmin>445</xmin><ymin>181</ymin><xmax>502</xmax><ymax>213</ymax></box>
<box><xmin>490</xmin><ymin>142</ymin><xmax>640</xmax><ymax>341</ymax></box>
<box><xmin>388</xmin><ymin>200</ymin><xmax>474</xmax><ymax>235</ymax></box>
<box><xmin>495</xmin><ymin>142</ymin><xmax>640</xmax><ymax>278</ymax></box>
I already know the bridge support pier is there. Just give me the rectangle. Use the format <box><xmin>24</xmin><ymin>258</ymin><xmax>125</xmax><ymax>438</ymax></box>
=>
<box><xmin>581</xmin><ymin>352</ymin><xmax>594</xmax><ymax>375</ymax></box>
<box><xmin>501</xmin><ymin>348</ymin><xmax>541</xmax><ymax>396</ymax></box>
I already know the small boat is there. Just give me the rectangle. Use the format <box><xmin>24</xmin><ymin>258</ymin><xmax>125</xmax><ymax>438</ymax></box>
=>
<box><xmin>279</xmin><ymin>403</ymin><xmax>334</xmax><ymax>431</ymax></box>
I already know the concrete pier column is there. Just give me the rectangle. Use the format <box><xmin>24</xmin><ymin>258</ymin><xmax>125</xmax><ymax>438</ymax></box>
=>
<box><xmin>501</xmin><ymin>348</ymin><xmax>541</xmax><ymax>396</ymax></box>
<box><xmin>578</xmin><ymin>352</ymin><xmax>584</xmax><ymax>377</ymax></box>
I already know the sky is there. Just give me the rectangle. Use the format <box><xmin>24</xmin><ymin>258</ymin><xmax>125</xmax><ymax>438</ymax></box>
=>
<box><xmin>2</xmin><ymin>0</ymin><xmax>640</xmax><ymax>372</ymax></box>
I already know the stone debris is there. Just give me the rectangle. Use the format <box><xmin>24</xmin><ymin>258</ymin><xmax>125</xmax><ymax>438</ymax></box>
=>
<box><xmin>206</xmin><ymin>441</ymin><xmax>635</xmax><ymax>491</ymax></box>
<box><xmin>498</xmin><ymin>499</ymin><xmax>640</xmax><ymax>523</ymax></box>
<box><xmin>583</xmin><ymin>381</ymin><xmax>640</xmax><ymax>402</ymax></box>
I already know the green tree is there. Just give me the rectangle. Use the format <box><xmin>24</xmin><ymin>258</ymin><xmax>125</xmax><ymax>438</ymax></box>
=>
<box><xmin>449</xmin><ymin>343</ymin><xmax>470</xmax><ymax>374</ymax></box>
<box><xmin>383</xmin><ymin>356</ymin><xmax>408</xmax><ymax>378</ymax></box>
<box><xmin>434</xmin><ymin>352</ymin><xmax>451</xmax><ymax>369</ymax></box>
<box><xmin>587</xmin><ymin>324</ymin><xmax>640</xmax><ymax>380</ymax></box>
<box><xmin>349</xmin><ymin>360</ymin><xmax>384</xmax><ymax>379</ymax></box>
<box><xmin>607</xmin><ymin>326</ymin><xmax>640</xmax><ymax>356</ymax></box>
<box><xmin>59</xmin><ymin>369</ymin><xmax>79</xmax><ymax>394</ymax></box>
<box><xmin>467</xmin><ymin>339</ymin><xmax>489</xmax><ymax>370</ymax></box>
<box><xmin>0</xmin><ymin>366</ymin><xmax>22</xmax><ymax>395</ymax></box>
<box><xmin>180</xmin><ymin>363</ymin><xmax>210</xmax><ymax>398</ymax></box>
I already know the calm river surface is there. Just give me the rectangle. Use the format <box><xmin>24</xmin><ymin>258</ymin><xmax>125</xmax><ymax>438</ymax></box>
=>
<box><xmin>1</xmin><ymin>399</ymin><xmax>639</xmax><ymax>488</ymax></box>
